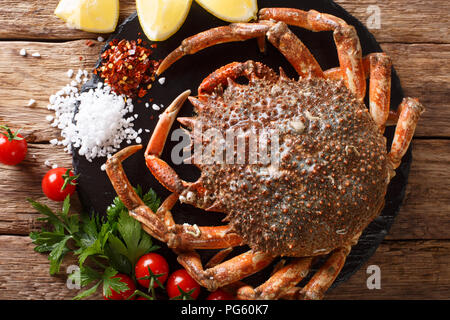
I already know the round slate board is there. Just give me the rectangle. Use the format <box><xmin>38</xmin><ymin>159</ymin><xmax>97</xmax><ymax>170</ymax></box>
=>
<box><xmin>73</xmin><ymin>0</ymin><xmax>411</xmax><ymax>297</ymax></box>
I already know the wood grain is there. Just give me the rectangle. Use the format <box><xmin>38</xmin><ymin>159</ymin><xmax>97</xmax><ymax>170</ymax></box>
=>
<box><xmin>334</xmin><ymin>0</ymin><xmax>450</xmax><ymax>44</ymax></box>
<box><xmin>0</xmin><ymin>0</ymin><xmax>448</xmax><ymax>44</ymax></box>
<box><xmin>0</xmin><ymin>140</ymin><xmax>448</xmax><ymax>240</ymax></box>
<box><xmin>0</xmin><ymin>235</ymin><xmax>447</xmax><ymax>300</ymax></box>
<box><xmin>0</xmin><ymin>41</ymin><xmax>448</xmax><ymax>139</ymax></box>
<box><xmin>327</xmin><ymin>240</ymin><xmax>450</xmax><ymax>299</ymax></box>
<box><xmin>0</xmin><ymin>40</ymin><xmax>103</xmax><ymax>143</ymax></box>
<box><xmin>0</xmin><ymin>235</ymin><xmax>101</xmax><ymax>300</ymax></box>
<box><xmin>0</xmin><ymin>0</ymin><xmax>448</xmax><ymax>301</ymax></box>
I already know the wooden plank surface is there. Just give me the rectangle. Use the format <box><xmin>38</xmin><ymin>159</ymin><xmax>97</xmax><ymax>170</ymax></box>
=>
<box><xmin>0</xmin><ymin>235</ymin><xmax>447</xmax><ymax>300</ymax></box>
<box><xmin>0</xmin><ymin>0</ymin><xmax>449</xmax><ymax>300</ymax></box>
<box><xmin>1</xmin><ymin>140</ymin><xmax>448</xmax><ymax>240</ymax></box>
<box><xmin>0</xmin><ymin>0</ymin><xmax>448</xmax><ymax>44</ymax></box>
<box><xmin>1</xmin><ymin>41</ymin><xmax>449</xmax><ymax>138</ymax></box>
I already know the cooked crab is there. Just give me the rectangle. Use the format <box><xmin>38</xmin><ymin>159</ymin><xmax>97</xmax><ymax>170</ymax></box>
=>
<box><xmin>105</xmin><ymin>7</ymin><xmax>424</xmax><ymax>300</ymax></box>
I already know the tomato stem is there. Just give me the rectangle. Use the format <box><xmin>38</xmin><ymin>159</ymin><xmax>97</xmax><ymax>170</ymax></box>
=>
<box><xmin>127</xmin><ymin>289</ymin><xmax>154</xmax><ymax>300</ymax></box>
<box><xmin>61</xmin><ymin>169</ymin><xmax>80</xmax><ymax>192</ymax></box>
<box><xmin>136</xmin><ymin>266</ymin><xmax>166</xmax><ymax>299</ymax></box>
<box><xmin>0</xmin><ymin>125</ymin><xmax>24</xmax><ymax>142</ymax></box>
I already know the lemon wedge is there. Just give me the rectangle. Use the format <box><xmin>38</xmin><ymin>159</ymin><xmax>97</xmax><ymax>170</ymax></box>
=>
<box><xmin>54</xmin><ymin>0</ymin><xmax>119</xmax><ymax>33</ymax></box>
<box><xmin>195</xmin><ymin>0</ymin><xmax>258</xmax><ymax>22</ymax></box>
<box><xmin>136</xmin><ymin>0</ymin><xmax>193</xmax><ymax>41</ymax></box>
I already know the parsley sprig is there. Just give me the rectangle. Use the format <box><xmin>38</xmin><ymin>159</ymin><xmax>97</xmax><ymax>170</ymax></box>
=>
<box><xmin>28</xmin><ymin>186</ymin><xmax>161</xmax><ymax>299</ymax></box>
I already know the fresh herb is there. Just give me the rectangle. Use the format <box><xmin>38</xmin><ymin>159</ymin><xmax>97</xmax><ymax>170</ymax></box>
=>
<box><xmin>28</xmin><ymin>186</ymin><xmax>161</xmax><ymax>299</ymax></box>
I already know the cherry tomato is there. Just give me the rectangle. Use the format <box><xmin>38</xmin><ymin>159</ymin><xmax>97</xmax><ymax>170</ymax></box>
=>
<box><xmin>0</xmin><ymin>126</ymin><xmax>27</xmax><ymax>165</ymax></box>
<box><xmin>166</xmin><ymin>269</ymin><xmax>201</xmax><ymax>300</ymax></box>
<box><xmin>135</xmin><ymin>253</ymin><xmax>169</xmax><ymax>288</ymax></box>
<box><xmin>103</xmin><ymin>273</ymin><xmax>136</xmax><ymax>300</ymax></box>
<box><xmin>41</xmin><ymin>168</ymin><xmax>78</xmax><ymax>201</ymax></box>
<box><xmin>206</xmin><ymin>289</ymin><xmax>235</xmax><ymax>300</ymax></box>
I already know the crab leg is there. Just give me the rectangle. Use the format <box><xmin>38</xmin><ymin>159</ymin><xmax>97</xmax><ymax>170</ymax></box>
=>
<box><xmin>145</xmin><ymin>90</ymin><xmax>191</xmax><ymax>193</ymax></box>
<box><xmin>259</xmin><ymin>8</ymin><xmax>366</xmax><ymax>101</ymax></box>
<box><xmin>198</xmin><ymin>60</ymin><xmax>278</xmax><ymax>94</ymax></box>
<box><xmin>324</xmin><ymin>67</ymin><xmax>342</xmax><ymax>80</ymax></box>
<box><xmin>236</xmin><ymin>257</ymin><xmax>313</xmax><ymax>300</ymax></box>
<box><xmin>300</xmin><ymin>246</ymin><xmax>352</xmax><ymax>300</ymax></box>
<box><xmin>266</xmin><ymin>22</ymin><xmax>324</xmax><ymax>78</ymax></box>
<box><xmin>177</xmin><ymin>250</ymin><xmax>274</xmax><ymax>291</ymax></box>
<box><xmin>105</xmin><ymin>145</ymin><xmax>169</xmax><ymax>242</ymax></box>
<box><xmin>388</xmin><ymin>98</ymin><xmax>425</xmax><ymax>170</ymax></box>
<box><xmin>156</xmin><ymin>23</ymin><xmax>270</xmax><ymax>75</ymax></box>
<box><xmin>366</xmin><ymin>53</ymin><xmax>392</xmax><ymax>133</ymax></box>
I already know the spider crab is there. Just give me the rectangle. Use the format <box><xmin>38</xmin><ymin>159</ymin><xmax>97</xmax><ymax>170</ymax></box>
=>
<box><xmin>106</xmin><ymin>8</ymin><xmax>424</xmax><ymax>299</ymax></box>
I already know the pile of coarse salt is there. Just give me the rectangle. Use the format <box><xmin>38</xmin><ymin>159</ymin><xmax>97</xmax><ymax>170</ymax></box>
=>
<box><xmin>47</xmin><ymin>71</ymin><xmax>141</xmax><ymax>168</ymax></box>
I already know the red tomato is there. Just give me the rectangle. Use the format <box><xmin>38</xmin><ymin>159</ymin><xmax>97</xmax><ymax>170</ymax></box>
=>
<box><xmin>135</xmin><ymin>253</ymin><xmax>169</xmax><ymax>288</ymax></box>
<box><xmin>42</xmin><ymin>168</ymin><xmax>78</xmax><ymax>201</ymax></box>
<box><xmin>166</xmin><ymin>269</ymin><xmax>201</xmax><ymax>299</ymax></box>
<box><xmin>0</xmin><ymin>127</ymin><xmax>27</xmax><ymax>165</ymax></box>
<box><xmin>104</xmin><ymin>273</ymin><xmax>136</xmax><ymax>300</ymax></box>
<box><xmin>206</xmin><ymin>289</ymin><xmax>235</xmax><ymax>300</ymax></box>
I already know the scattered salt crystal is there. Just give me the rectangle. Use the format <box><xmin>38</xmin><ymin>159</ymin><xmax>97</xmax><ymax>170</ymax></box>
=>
<box><xmin>46</xmin><ymin>115</ymin><xmax>54</xmax><ymax>122</ymax></box>
<box><xmin>136</xmin><ymin>137</ymin><xmax>142</xmax><ymax>144</ymax></box>
<box><xmin>158</xmin><ymin>77</ymin><xmax>166</xmax><ymax>85</ymax></box>
<box><xmin>152</xmin><ymin>104</ymin><xmax>160</xmax><ymax>111</ymax></box>
<box><xmin>97</xmin><ymin>36</ymin><xmax>105</xmax><ymax>42</ymax></box>
<box><xmin>19</xmin><ymin>49</ymin><xmax>27</xmax><ymax>56</ymax></box>
<box><xmin>100</xmin><ymin>163</ymin><xmax>106</xmax><ymax>171</ymax></box>
<box><xmin>145</xmin><ymin>103</ymin><xmax>150</xmax><ymax>108</ymax></box>
<box><xmin>44</xmin><ymin>160</ymin><xmax>51</xmax><ymax>167</ymax></box>
<box><xmin>51</xmin><ymin>163</ymin><xmax>58</xmax><ymax>169</ymax></box>
<box><xmin>46</xmin><ymin>78</ymin><xmax>140</xmax><ymax>162</ymax></box>
<box><xmin>32</xmin><ymin>52</ymin><xmax>41</xmax><ymax>58</ymax></box>
<box><xmin>27</xmin><ymin>99</ymin><xmax>36</xmax><ymax>107</ymax></box>
<box><xmin>67</xmin><ymin>69</ymin><xmax>74</xmax><ymax>78</ymax></box>
<box><xmin>145</xmin><ymin>129</ymin><xmax>150</xmax><ymax>133</ymax></box>
<box><xmin>50</xmin><ymin>139</ymin><xmax>58</xmax><ymax>145</ymax></box>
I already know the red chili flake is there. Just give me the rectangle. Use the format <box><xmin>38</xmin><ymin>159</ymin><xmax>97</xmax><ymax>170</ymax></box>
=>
<box><xmin>85</xmin><ymin>40</ymin><xmax>95</xmax><ymax>47</ymax></box>
<box><xmin>96</xmin><ymin>39</ymin><xmax>160</xmax><ymax>98</ymax></box>
<box><xmin>79</xmin><ymin>56</ymin><xmax>83</xmax><ymax>61</ymax></box>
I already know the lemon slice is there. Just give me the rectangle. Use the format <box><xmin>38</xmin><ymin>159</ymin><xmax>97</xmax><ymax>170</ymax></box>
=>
<box><xmin>195</xmin><ymin>0</ymin><xmax>258</xmax><ymax>22</ymax></box>
<box><xmin>55</xmin><ymin>0</ymin><xmax>119</xmax><ymax>33</ymax></box>
<box><xmin>136</xmin><ymin>0</ymin><xmax>193</xmax><ymax>41</ymax></box>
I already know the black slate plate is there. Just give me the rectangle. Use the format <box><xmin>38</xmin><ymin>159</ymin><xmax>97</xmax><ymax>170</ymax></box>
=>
<box><xmin>73</xmin><ymin>0</ymin><xmax>411</xmax><ymax>297</ymax></box>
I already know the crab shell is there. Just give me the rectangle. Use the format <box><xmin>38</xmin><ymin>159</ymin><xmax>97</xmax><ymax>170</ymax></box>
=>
<box><xmin>178</xmin><ymin>61</ymin><xmax>389</xmax><ymax>257</ymax></box>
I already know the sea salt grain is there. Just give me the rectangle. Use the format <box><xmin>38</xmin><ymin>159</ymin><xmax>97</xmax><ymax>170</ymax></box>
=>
<box><xmin>32</xmin><ymin>52</ymin><xmax>41</xmax><ymax>58</ymax></box>
<box><xmin>27</xmin><ymin>99</ymin><xmax>36</xmax><ymax>107</ymax></box>
<box><xmin>151</xmin><ymin>104</ymin><xmax>160</xmax><ymax>111</ymax></box>
<box><xmin>47</xmin><ymin>78</ymin><xmax>141</xmax><ymax>162</ymax></box>
<box><xmin>67</xmin><ymin>69</ymin><xmax>74</xmax><ymax>78</ymax></box>
<box><xmin>158</xmin><ymin>77</ymin><xmax>166</xmax><ymax>85</ymax></box>
<box><xmin>19</xmin><ymin>49</ymin><xmax>27</xmax><ymax>56</ymax></box>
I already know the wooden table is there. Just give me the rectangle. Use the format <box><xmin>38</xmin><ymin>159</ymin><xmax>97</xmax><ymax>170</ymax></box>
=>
<box><xmin>0</xmin><ymin>0</ymin><xmax>448</xmax><ymax>300</ymax></box>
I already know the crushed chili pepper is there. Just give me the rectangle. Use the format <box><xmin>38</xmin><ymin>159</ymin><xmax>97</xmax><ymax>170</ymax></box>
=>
<box><xmin>95</xmin><ymin>39</ymin><xmax>160</xmax><ymax>98</ymax></box>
